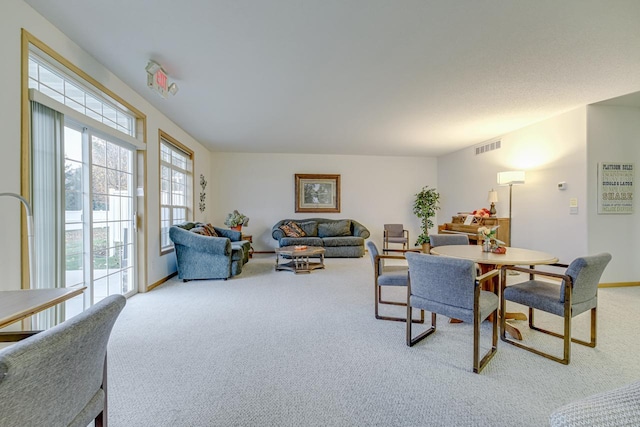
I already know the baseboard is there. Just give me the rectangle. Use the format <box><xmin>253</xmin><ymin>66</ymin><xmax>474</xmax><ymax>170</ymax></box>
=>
<box><xmin>147</xmin><ymin>271</ymin><xmax>178</xmax><ymax>292</ymax></box>
<box><xmin>599</xmin><ymin>281</ymin><xmax>640</xmax><ymax>288</ymax></box>
<box><xmin>253</xmin><ymin>250</ymin><xmax>276</xmax><ymax>254</ymax></box>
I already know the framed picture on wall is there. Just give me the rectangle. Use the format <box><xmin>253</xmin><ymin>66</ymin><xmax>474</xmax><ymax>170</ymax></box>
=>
<box><xmin>597</xmin><ymin>162</ymin><xmax>634</xmax><ymax>214</ymax></box>
<box><xmin>295</xmin><ymin>174</ymin><xmax>341</xmax><ymax>213</ymax></box>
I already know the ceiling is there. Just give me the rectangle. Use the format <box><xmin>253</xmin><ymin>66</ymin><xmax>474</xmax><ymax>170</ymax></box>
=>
<box><xmin>23</xmin><ymin>0</ymin><xmax>640</xmax><ymax>157</ymax></box>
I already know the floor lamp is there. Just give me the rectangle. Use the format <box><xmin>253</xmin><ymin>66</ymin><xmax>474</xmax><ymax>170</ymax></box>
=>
<box><xmin>496</xmin><ymin>171</ymin><xmax>525</xmax><ymax>247</ymax></box>
<box><xmin>0</xmin><ymin>192</ymin><xmax>36</xmax><ymax>289</ymax></box>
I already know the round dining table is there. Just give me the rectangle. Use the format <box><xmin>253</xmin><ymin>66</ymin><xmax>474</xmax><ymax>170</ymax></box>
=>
<box><xmin>429</xmin><ymin>244</ymin><xmax>558</xmax><ymax>340</ymax></box>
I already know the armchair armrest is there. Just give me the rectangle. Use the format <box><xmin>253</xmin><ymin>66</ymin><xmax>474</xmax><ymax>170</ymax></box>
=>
<box><xmin>214</xmin><ymin>227</ymin><xmax>241</xmax><ymax>241</ymax></box>
<box><xmin>476</xmin><ymin>269</ymin><xmax>499</xmax><ymax>286</ymax></box>
<box><xmin>500</xmin><ymin>265</ymin><xmax>569</xmax><ymax>282</ymax></box>
<box><xmin>374</xmin><ymin>254</ymin><xmax>407</xmax><ymax>263</ymax></box>
<box><xmin>383</xmin><ymin>248</ymin><xmax>422</xmax><ymax>254</ymax></box>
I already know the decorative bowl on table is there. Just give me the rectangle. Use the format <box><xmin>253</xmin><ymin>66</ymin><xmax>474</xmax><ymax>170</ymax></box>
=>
<box><xmin>491</xmin><ymin>246</ymin><xmax>507</xmax><ymax>254</ymax></box>
<box><xmin>294</xmin><ymin>245</ymin><xmax>307</xmax><ymax>250</ymax></box>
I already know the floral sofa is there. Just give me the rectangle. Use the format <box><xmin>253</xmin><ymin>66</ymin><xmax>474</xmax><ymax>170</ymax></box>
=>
<box><xmin>271</xmin><ymin>218</ymin><xmax>370</xmax><ymax>257</ymax></box>
<box><xmin>169</xmin><ymin>222</ymin><xmax>250</xmax><ymax>280</ymax></box>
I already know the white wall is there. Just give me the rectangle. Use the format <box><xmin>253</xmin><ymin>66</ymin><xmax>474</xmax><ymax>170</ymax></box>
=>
<box><xmin>438</xmin><ymin>107</ymin><xmax>588</xmax><ymax>265</ymax></box>
<box><xmin>0</xmin><ymin>0</ymin><xmax>211</xmax><ymax>291</ymax></box>
<box><xmin>587</xmin><ymin>105</ymin><xmax>640</xmax><ymax>283</ymax></box>
<box><xmin>209</xmin><ymin>153</ymin><xmax>438</xmax><ymax>251</ymax></box>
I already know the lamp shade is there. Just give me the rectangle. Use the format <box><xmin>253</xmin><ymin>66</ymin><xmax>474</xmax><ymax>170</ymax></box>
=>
<box><xmin>497</xmin><ymin>171</ymin><xmax>525</xmax><ymax>185</ymax></box>
<box><xmin>487</xmin><ymin>189</ymin><xmax>498</xmax><ymax>203</ymax></box>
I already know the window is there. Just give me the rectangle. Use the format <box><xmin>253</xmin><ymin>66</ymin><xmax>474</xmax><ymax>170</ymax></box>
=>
<box><xmin>28</xmin><ymin>53</ymin><xmax>136</xmax><ymax>137</ymax></box>
<box><xmin>160</xmin><ymin>131</ymin><xmax>193</xmax><ymax>253</ymax></box>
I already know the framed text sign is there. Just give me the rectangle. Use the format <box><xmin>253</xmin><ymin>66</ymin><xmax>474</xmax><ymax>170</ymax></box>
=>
<box><xmin>597</xmin><ymin>162</ymin><xmax>634</xmax><ymax>214</ymax></box>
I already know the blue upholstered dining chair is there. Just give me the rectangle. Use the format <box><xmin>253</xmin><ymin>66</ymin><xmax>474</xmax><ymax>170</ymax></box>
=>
<box><xmin>405</xmin><ymin>252</ymin><xmax>499</xmax><ymax>373</ymax></box>
<box><xmin>366</xmin><ymin>241</ymin><xmax>423</xmax><ymax>323</ymax></box>
<box><xmin>0</xmin><ymin>294</ymin><xmax>126</xmax><ymax>427</ymax></box>
<box><xmin>500</xmin><ymin>253</ymin><xmax>612</xmax><ymax>365</ymax></box>
<box><xmin>428</xmin><ymin>234</ymin><xmax>469</xmax><ymax>249</ymax></box>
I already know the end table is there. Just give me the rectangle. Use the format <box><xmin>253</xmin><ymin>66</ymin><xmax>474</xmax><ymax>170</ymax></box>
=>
<box><xmin>241</xmin><ymin>234</ymin><xmax>254</xmax><ymax>258</ymax></box>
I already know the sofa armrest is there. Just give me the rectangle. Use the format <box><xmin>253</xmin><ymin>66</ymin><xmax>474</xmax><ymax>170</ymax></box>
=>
<box><xmin>351</xmin><ymin>220</ymin><xmax>370</xmax><ymax>239</ymax></box>
<box><xmin>272</xmin><ymin>221</ymin><xmax>286</xmax><ymax>240</ymax></box>
<box><xmin>213</xmin><ymin>227</ymin><xmax>242</xmax><ymax>242</ymax></box>
<box><xmin>169</xmin><ymin>226</ymin><xmax>231</xmax><ymax>255</ymax></box>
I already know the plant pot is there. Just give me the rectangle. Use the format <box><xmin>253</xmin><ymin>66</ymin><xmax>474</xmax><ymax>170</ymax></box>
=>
<box><xmin>421</xmin><ymin>243</ymin><xmax>431</xmax><ymax>254</ymax></box>
<box><xmin>231</xmin><ymin>225</ymin><xmax>242</xmax><ymax>232</ymax></box>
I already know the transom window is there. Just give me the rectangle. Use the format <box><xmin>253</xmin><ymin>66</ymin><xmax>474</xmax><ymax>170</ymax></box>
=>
<box><xmin>28</xmin><ymin>53</ymin><xmax>135</xmax><ymax>137</ymax></box>
<box><xmin>160</xmin><ymin>132</ymin><xmax>193</xmax><ymax>253</ymax></box>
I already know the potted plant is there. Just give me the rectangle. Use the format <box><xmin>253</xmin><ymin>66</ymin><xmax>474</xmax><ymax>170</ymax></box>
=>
<box><xmin>413</xmin><ymin>186</ymin><xmax>440</xmax><ymax>252</ymax></box>
<box><xmin>224</xmin><ymin>210</ymin><xmax>249</xmax><ymax>231</ymax></box>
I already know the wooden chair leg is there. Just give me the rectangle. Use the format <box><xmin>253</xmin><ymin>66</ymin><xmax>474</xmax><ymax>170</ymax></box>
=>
<box><xmin>406</xmin><ymin>306</ymin><xmax>436</xmax><ymax>346</ymax></box>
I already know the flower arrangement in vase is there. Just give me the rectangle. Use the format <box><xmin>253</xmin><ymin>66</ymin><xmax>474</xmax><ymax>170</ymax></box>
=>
<box><xmin>477</xmin><ymin>225</ymin><xmax>504</xmax><ymax>252</ymax></box>
<box><xmin>224</xmin><ymin>210</ymin><xmax>249</xmax><ymax>231</ymax></box>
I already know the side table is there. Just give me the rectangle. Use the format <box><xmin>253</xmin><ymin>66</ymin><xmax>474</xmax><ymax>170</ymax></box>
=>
<box><xmin>241</xmin><ymin>234</ymin><xmax>254</xmax><ymax>258</ymax></box>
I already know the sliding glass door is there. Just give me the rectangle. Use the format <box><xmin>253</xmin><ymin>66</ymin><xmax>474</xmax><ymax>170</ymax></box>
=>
<box><xmin>63</xmin><ymin>123</ymin><xmax>136</xmax><ymax>319</ymax></box>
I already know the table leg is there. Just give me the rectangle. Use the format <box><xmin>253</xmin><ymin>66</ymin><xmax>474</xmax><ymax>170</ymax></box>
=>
<box><xmin>482</xmin><ymin>263</ymin><xmax>524</xmax><ymax>340</ymax></box>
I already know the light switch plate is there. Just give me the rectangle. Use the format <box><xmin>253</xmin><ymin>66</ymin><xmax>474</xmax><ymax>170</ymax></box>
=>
<box><xmin>570</xmin><ymin>198</ymin><xmax>578</xmax><ymax>214</ymax></box>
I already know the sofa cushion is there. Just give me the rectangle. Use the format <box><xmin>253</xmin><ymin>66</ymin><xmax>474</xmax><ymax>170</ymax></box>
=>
<box><xmin>322</xmin><ymin>236</ymin><xmax>364</xmax><ymax>247</ymax></box>
<box><xmin>191</xmin><ymin>224</ymin><xmax>218</xmax><ymax>237</ymax></box>
<box><xmin>280</xmin><ymin>237</ymin><xmax>324</xmax><ymax>247</ymax></box>
<box><xmin>318</xmin><ymin>220</ymin><xmax>351</xmax><ymax>238</ymax></box>
<box><xmin>297</xmin><ymin>221</ymin><xmax>318</xmax><ymax>237</ymax></box>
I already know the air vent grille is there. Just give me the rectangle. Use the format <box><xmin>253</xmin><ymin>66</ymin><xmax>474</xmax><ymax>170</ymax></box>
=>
<box><xmin>475</xmin><ymin>140</ymin><xmax>501</xmax><ymax>155</ymax></box>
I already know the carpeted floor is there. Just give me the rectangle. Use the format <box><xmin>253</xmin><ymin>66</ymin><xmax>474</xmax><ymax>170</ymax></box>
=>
<box><xmin>107</xmin><ymin>254</ymin><xmax>640</xmax><ymax>426</ymax></box>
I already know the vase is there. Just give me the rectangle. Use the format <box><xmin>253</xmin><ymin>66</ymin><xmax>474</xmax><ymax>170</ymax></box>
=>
<box><xmin>231</xmin><ymin>225</ymin><xmax>242</xmax><ymax>232</ymax></box>
<box><xmin>482</xmin><ymin>239</ymin><xmax>491</xmax><ymax>252</ymax></box>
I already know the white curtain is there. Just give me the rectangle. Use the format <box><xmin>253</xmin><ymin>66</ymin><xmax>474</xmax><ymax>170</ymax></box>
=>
<box><xmin>30</xmin><ymin>101</ymin><xmax>64</xmax><ymax>327</ymax></box>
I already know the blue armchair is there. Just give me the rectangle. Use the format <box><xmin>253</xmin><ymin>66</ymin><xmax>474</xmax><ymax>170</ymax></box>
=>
<box><xmin>169</xmin><ymin>222</ymin><xmax>247</xmax><ymax>280</ymax></box>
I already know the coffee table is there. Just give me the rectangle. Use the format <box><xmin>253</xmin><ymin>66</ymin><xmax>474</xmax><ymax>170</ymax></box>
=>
<box><xmin>275</xmin><ymin>246</ymin><xmax>325</xmax><ymax>274</ymax></box>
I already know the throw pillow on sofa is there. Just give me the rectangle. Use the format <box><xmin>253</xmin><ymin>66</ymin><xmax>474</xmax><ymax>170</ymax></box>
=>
<box><xmin>191</xmin><ymin>223</ymin><xmax>218</xmax><ymax>237</ymax></box>
<box><xmin>318</xmin><ymin>220</ymin><xmax>351</xmax><ymax>238</ymax></box>
<box><xmin>280</xmin><ymin>222</ymin><xmax>305</xmax><ymax>238</ymax></box>
<box><xmin>286</xmin><ymin>221</ymin><xmax>306</xmax><ymax>237</ymax></box>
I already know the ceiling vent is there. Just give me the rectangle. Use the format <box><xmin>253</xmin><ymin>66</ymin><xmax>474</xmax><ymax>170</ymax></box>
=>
<box><xmin>475</xmin><ymin>139</ymin><xmax>501</xmax><ymax>155</ymax></box>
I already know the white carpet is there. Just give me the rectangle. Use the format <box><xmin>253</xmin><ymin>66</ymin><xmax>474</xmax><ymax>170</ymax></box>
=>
<box><xmin>107</xmin><ymin>254</ymin><xmax>640</xmax><ymax>426</ymax></box>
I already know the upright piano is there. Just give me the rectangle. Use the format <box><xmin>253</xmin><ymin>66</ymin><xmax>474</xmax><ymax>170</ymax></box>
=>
<box><xmin>438</xmin><ymin>215</ymin><xmax>511</xmax><ymax>247</ymax></box>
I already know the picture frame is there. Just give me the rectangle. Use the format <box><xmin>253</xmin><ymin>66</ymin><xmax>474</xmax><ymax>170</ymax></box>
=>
<box><xmin>295</xmin><ymin>174</ymin><xmax>341</xmax><ymax>213</ymax></box>
<box><xmin>597</xmin><ymin>162</ymin><xmax>634</xmax><ymax>214</ymax></box>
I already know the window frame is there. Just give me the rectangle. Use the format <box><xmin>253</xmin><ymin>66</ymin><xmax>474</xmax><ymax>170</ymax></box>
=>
<box><xmin>159</xmin><ymin>130</ymin><xmax>194</xmax><ymax>255</ymax></box>
<box><xmin>21</xmin><ymin>29</ymin><xmax>148</xmax><ymax>294</ymax></box>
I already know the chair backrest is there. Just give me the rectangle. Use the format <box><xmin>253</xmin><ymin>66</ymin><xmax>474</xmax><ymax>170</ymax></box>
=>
<box><xmin>0</xmin><ymin>294</ymin><xmax>126</xmax><ymax>426</ymax></box>
<box><xmin>384</xmin><ymin>224</ymin><xmax>404</xmax><ymax>238</ymax></box>
<box><xmin>406</xmin><ymin>252</ymin><xmax>476</xmax><ymax>310</ymax></box>
<box><xmin>366</xmin><ymin>240</ymin><xmax>383</xmax><ymax>273</ymax></box>
<box><xmin>429</xmin><ymin>234</ymin><xmax>469</xmax><ymax>247</ymax></box>
<box><xmin>561</xmin><ymin>253</ymin><xmax>612</xmax><ymax>304</ymax></box>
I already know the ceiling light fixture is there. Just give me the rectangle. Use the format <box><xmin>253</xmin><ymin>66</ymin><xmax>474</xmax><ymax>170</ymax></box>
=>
<box><xmin>146</xmin><ymin>60</ymin><xmax>178</xmax><ymax>99</ymax></box>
